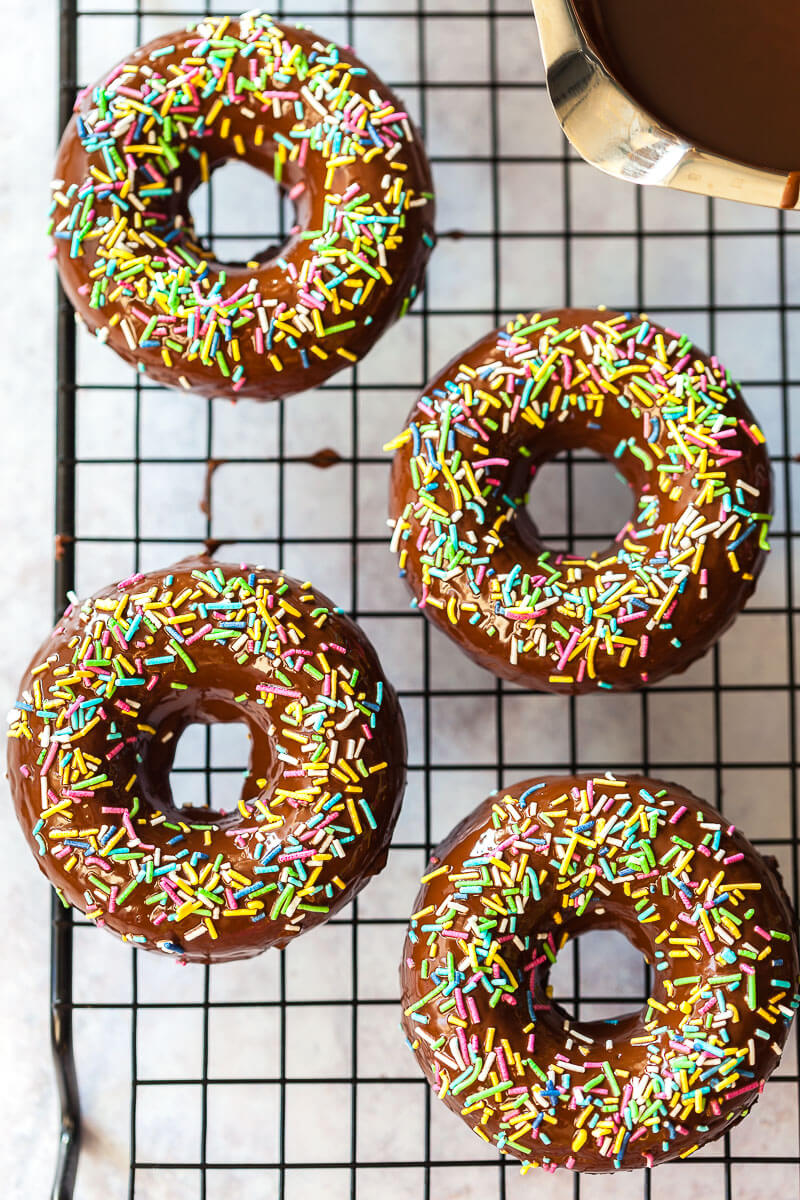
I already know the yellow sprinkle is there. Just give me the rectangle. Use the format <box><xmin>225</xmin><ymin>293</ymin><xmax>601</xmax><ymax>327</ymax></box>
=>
<box><xmin>420</xmin><ymin>865</ymin><xmax>450</xmax><ymax>884</ymax></box>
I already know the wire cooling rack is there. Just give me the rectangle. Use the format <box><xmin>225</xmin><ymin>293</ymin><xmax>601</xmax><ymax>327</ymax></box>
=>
<box><xmin>51</xmin><ymin>1</ymin><xmax>800</xmax><ymax>1198</ymax></box>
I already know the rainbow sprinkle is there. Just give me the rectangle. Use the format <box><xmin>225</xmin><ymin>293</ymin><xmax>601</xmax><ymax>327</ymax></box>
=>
<box><xmin>387</xmin><ymin>311</ymin><xmax>771</xmax><ymax>691</ymax></box>
<box><xmin>402</xmin><ymin>775</ymin><xmax>799</xmax><ymax>1171</ymax></box>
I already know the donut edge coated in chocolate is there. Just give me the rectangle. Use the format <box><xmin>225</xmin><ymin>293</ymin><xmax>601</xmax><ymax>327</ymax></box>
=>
<box><xmin>400</xmin><ymin>773</ymin><xmax>799</xmax><ymax>1172</ymax></box>
<box><xmin>50</xmin><ymin>12</ymin><xmax>435</xmax><ymax>402</ymax></box>
<box><xmin>7</xmin><ymin>557</ymin><xmax>407</xmax><ymax>963</ymax></box>
<box><xmin>387</xmin><ymin>308</ymin><xmax>772</xmax><ymax>694</ymax></box>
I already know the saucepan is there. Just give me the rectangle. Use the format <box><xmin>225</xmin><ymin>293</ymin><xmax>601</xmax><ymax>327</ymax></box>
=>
<box><xmin>531</xmin><ymin>0</ymin><xmax>800</xmax><ymax>211</ymax></box>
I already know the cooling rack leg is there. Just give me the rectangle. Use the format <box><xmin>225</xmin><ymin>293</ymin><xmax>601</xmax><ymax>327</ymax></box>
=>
<box><xmin>52</xmin><ymin>0</ymin><xmax>80</xmax><ymax>1192</ymax></box>
<box><xmin>50</xmin><ymin>895</ymin><xmax>80</xmax><ymax>1200</ymax></box>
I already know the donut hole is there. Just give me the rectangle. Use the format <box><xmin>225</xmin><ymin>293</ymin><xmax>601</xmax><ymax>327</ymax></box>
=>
<box><xmin>523</xmin><ymin>451</ymin><xmax>635</xmax><ymax>558</ymax></box>
<box><xmin>170</xmin><ymin>720</ymin><xmax>254</xmax><ymax>816</ymax></box>
<box><xmin>135</xmin><ymin>693</ymin><xmax>270</xmax><ymax>824</ymax></box>
<box><xmin>546</xmin><ymin>927</ymin><xmax>654</xmax><ymax>1023</ymax></box>
<box><xmin>187</xmin><ymin>159</ymin><xmax>295</xmax><ymax>267</ymax></box>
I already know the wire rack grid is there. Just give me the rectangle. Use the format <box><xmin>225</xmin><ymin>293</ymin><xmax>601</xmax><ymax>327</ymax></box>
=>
<box><xmin>50</xmin><ymin>1</ymin><xmax>800</xmax><ymax>1198</ymax></box>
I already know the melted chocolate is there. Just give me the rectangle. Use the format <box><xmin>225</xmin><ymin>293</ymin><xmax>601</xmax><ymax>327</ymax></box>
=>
<box><xmin>573</xmin><ymin>0</ymin><xmax>800</xmax><ymax>173</ymax></box>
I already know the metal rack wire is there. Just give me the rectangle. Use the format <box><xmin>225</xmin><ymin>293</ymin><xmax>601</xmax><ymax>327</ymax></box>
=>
<box><xmin>51</xmin><ymin>1</ymin><xmax>800</xmax><ymax>1197</ymax></box>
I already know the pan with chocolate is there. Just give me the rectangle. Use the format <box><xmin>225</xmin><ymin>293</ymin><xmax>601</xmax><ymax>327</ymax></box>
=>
<box><xmin>7</xmin><ymin>558</ymin><xmax>406</xmax><ymax>963</ymax></box>
<box><xmin>572</xmin><ymin>0</ymin><xmax>800</xmax><ymax>177</ymax></box>
<box><xmin>49</xmin><ymin>11</ymin><xmax>435</xmax><ymax>402</ymax></box>
<box><xmin>531</xmin><ymin>0</ymin><xmax>800</xmax><ymax>210</ymax></box>
<box><xmin>387</xmin><ymin>309</ymin><xmax>771</xmax><ymax>694</ymax></box>
<box><xmin>401</xmin><ymin>774</ymin><xmax>799</xmax><ymax>1171</ymax></box>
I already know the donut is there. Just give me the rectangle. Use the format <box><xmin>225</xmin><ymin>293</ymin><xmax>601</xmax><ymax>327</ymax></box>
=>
<box><xmin>6</xmin><ymin>558</ymin><xmax>406</xmax><ymax>963</ymax></box>
<box><xmin>401</xmin><ymin>773</ymin><xmax>799</xmax><ymax>1172</ymax></box>
<box><xmin>49</xmin><ymin>11</ymin><xmax>435</xmax><ymax>402</ymax></box>
<box><xmin>387</xmin><ymin>308</ymin><xmax>771</xmax><ymax>694</ymax></box>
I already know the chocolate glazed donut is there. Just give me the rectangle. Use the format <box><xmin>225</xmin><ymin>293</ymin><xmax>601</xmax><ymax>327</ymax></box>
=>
<box><xmin>387</xmin><ymin>309</ymin><xmax>772</xmax><ymax>694</ymax></box>
<box><xmin>7</xmin><ymin>559</ymin><xmax>406</xmax><ymax>963</ymax></box>
<box><xmin>400</xmin><ymin>774</ymin><xmax>799</xmax><ymax>1172</ymax></box>
<box><xmin>49</xmin><ymin>11</ymin><xmax>435</xmax><ymax>401</ymax></box>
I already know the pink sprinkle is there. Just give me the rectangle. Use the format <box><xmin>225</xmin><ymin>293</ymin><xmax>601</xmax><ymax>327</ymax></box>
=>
<box><xmin>185</xmin><ymin>623</ymin><xmax>213</xmax><ymax>646</ymax></box>
<box><xmin>456</xmin><ymin>1026</ymin><xmax>469</xmax><ymax>1062</ymax></box>
<box><xmin>122</xmin><ymin>813</ymin><xmax>145</xmax><ymax>847</ymax></box>
<box><xmin>84</xmin><ymin>856</ymin><xmax>112</xmax><ymax>872</ymax></box>
<box><xmin>158</xmin><ymin>880</ymin><xmax>181</xmax><ymax>905</ymax></box>
<box><xmin>468</xmin><ymin>417</ymin><xmax>490</xmax><ymax>442</ymax></box>
<box><xmin>495</xmin><ymin>1047</ymin><xmax>510</xmax><ymax>1082</ymax></box>
<box><xmin>617</xmin><ymin>610</ymin><xmax>647</xmax><ymax>625</ymax></box>
<box><xmin>698</xmin><ymin>932</ymin><xmax>714</xmax><ymax>955</ymax></box>
<box><xmin>557</xmin><ymin>629</ymin><xmax>580</xmax><ymax>672</ymax></box>
<box><xmin>723</xmin><ymin>1081</ymin><xmax>760</xmax><ymax>1101</ymax></box>
<box><xmin>40</xmin><ymin>741</ymin><xmax>58</xmax><ymax>776</ymax></box>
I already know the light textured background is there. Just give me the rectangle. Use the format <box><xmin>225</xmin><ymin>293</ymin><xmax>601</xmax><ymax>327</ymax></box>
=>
<box><xmin>2</xmin><ymin>1</ymin><xmax>800</xmax><ymax>1198</ymax></box>
<box><xmin>0</xmin><ymin>2</ymin><xmax>58</xmax><ymax>1198</ymax></box>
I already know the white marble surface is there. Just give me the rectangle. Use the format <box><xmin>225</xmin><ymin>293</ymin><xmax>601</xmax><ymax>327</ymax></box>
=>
<box><xmin>2</xmin><ymin>1</ymin><xmax>800</xmax><ymax>1198</ymax></box>
<box><xmin>0</xmin><ymin>2</ymin><xmax>58</xmax><ymax>1198</ymax></box>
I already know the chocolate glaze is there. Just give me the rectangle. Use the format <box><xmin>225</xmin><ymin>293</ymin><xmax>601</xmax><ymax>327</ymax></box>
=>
<box><xmin>400</xmin><ymin>774</ymin><xmax>799</xmax><ymax>1171</ymax></box>
<box><xmin>51</xmin><ymin>14</ymin><xmax>435</xmax><ymax>402</ymax></box>
<box><xmin>572</xmin><ymin>0</ymin><xmax>800</xmax><ymax>174</ymax></box>
<box><xmin>388</xmin><ymin>308</ymin><xmax>771</xmax><ymax>695</ymax></box>
<box><xmin>7</xmin><ymin>558</ymin><xmax>406</xmax><ymax>963</ymax></box>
